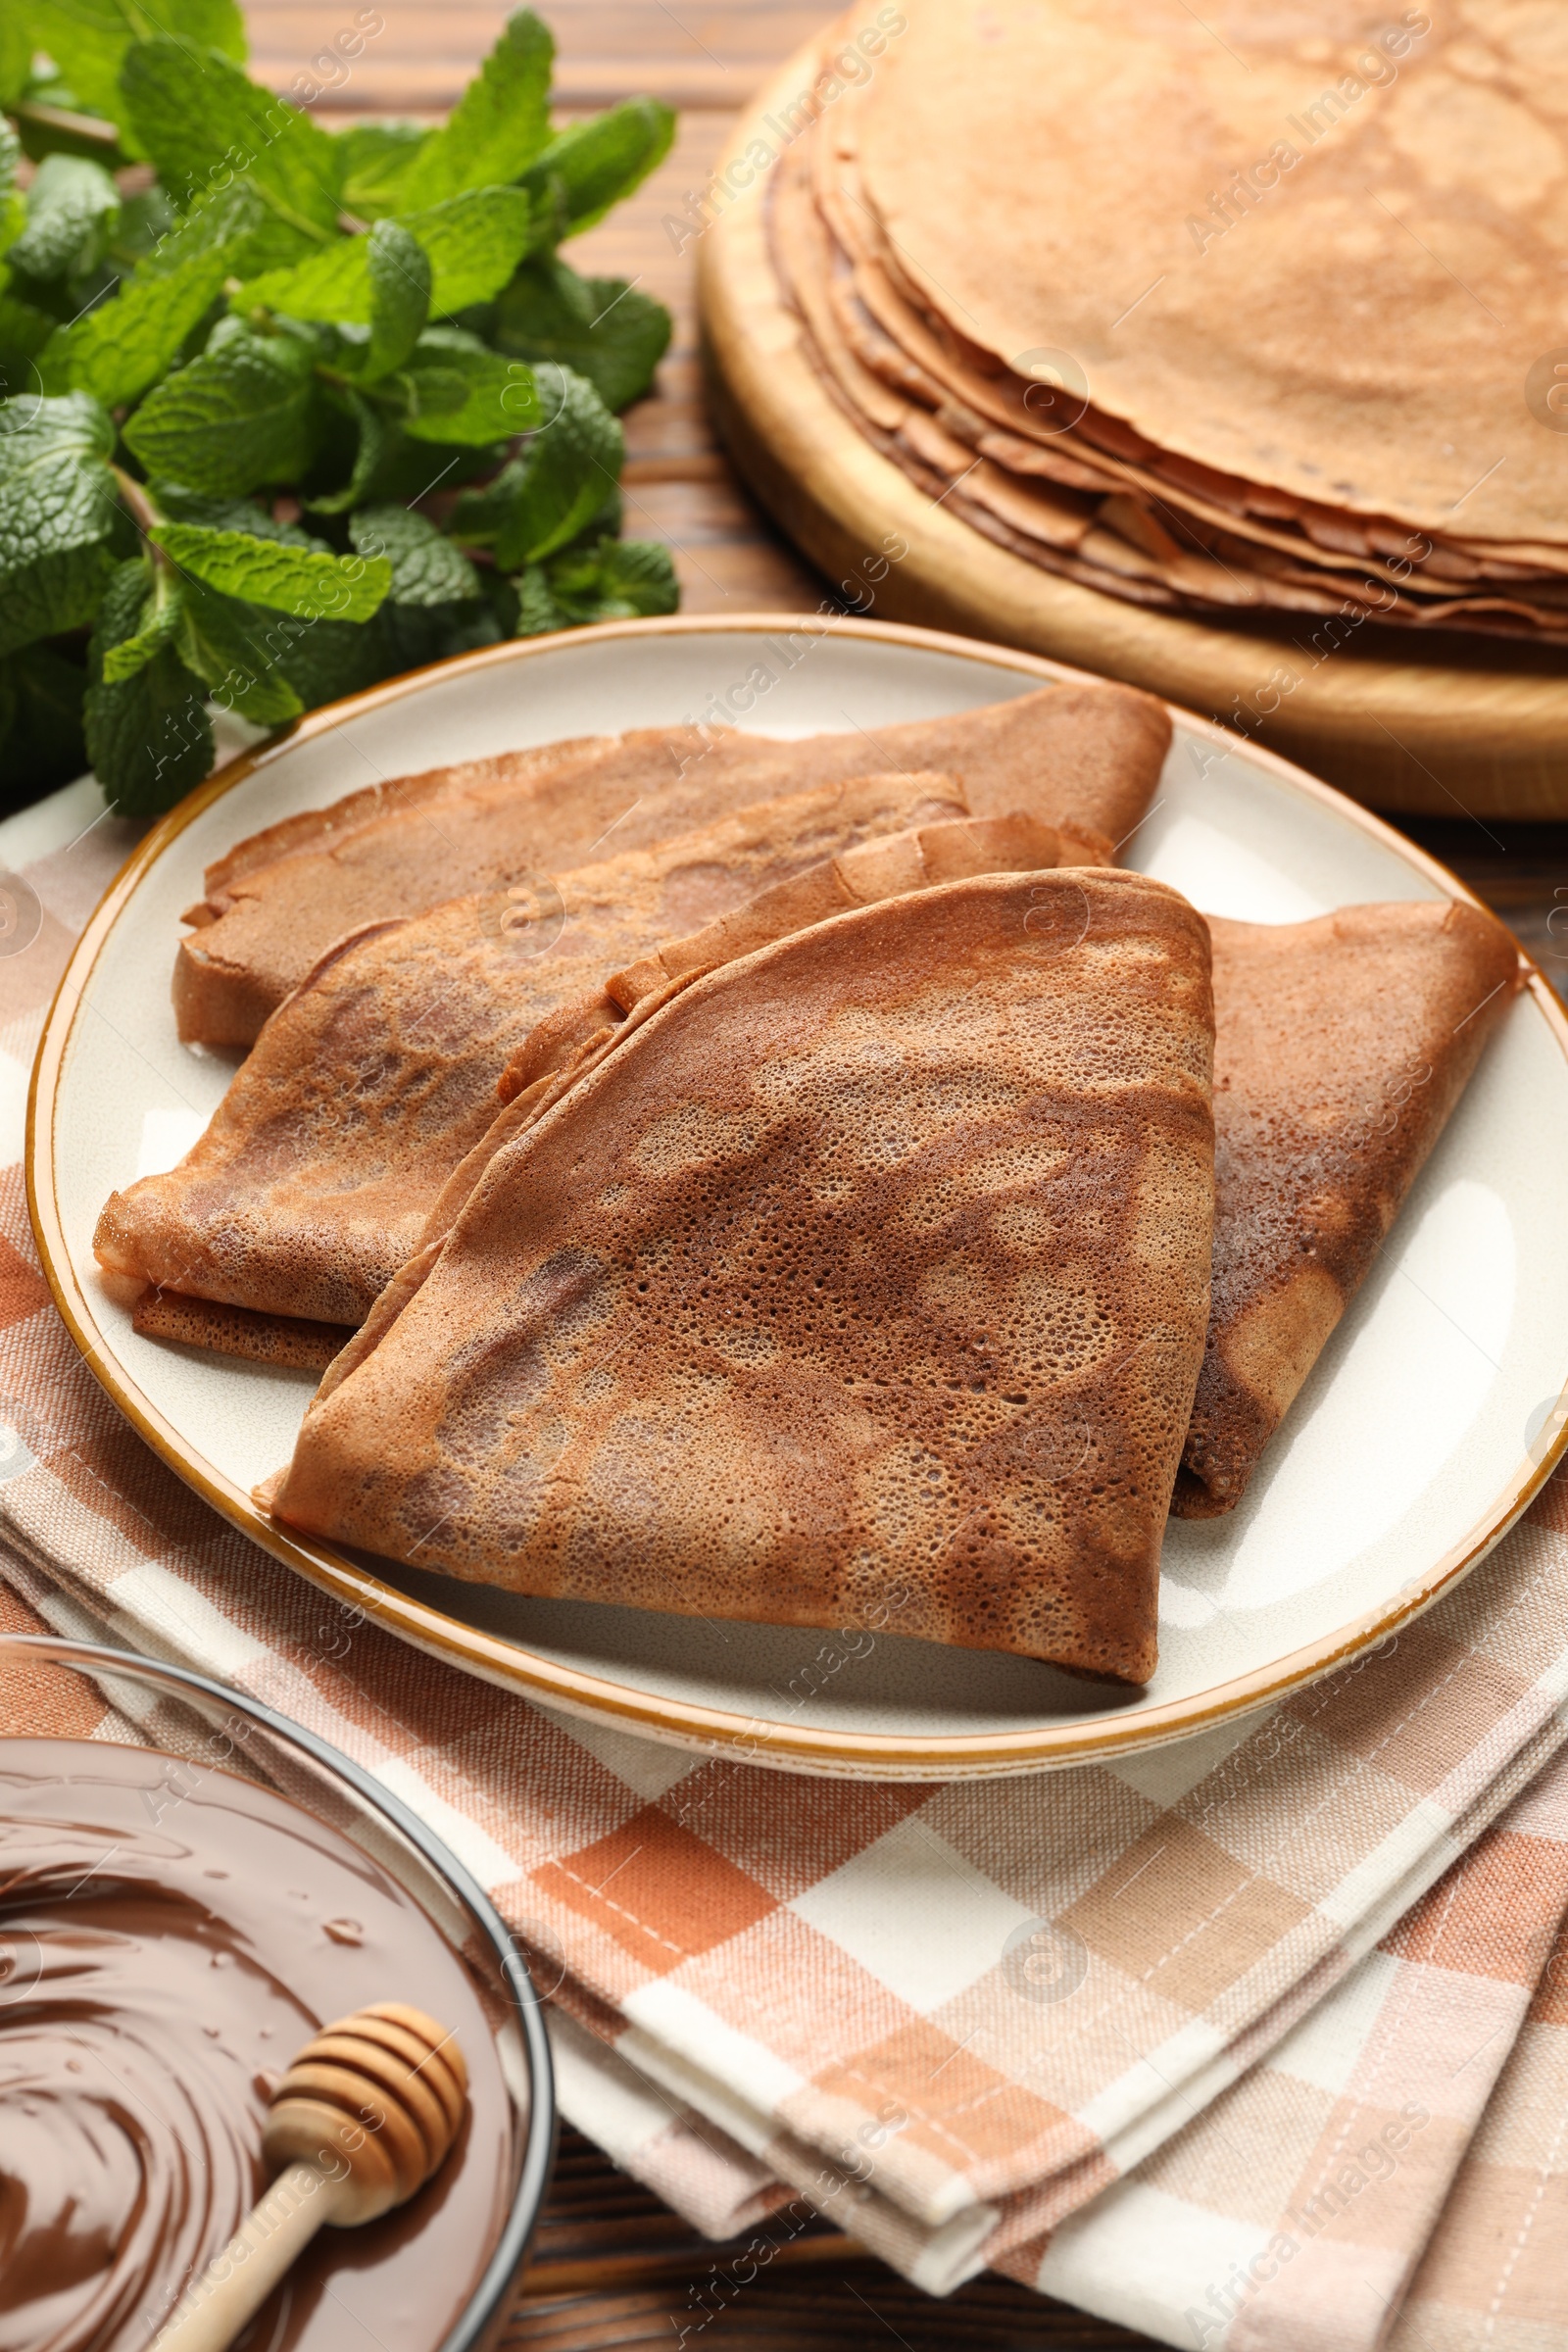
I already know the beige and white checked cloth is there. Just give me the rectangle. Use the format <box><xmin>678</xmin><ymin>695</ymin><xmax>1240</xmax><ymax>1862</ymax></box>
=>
<box><xmin>1</xmin><ymin>777</ymin><xmax>1565</xmax><ymax>2351</ymax></box>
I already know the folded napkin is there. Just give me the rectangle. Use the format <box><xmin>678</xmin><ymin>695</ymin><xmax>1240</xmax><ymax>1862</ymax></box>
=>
<box><xmin>2</xmin><ymin>780</ymin><xmax>1566</xmax><ymax>2349</ymax></box>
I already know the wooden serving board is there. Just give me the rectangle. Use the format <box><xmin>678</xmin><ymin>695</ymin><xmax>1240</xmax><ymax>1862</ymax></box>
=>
<box><xmin>698</xmin><ymin>48</ymin><xmax>1568</xmax><ymax>820</ymax></box>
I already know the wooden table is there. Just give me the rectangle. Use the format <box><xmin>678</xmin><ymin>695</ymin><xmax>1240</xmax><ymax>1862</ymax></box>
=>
<box><xmin>254</xmin><ymin>6</ymin><xmax>1568</xmax><ymax>2339</ymax></box>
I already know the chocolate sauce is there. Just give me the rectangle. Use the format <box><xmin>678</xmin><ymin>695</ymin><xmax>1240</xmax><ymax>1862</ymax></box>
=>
<box><xmin>0</xmin><ymin>1740</ymin><xmax>518</xmax><ymax>2352</ymax></box>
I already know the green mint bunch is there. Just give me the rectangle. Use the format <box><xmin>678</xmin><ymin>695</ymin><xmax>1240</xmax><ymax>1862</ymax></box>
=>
<box><xmin>0</xmin><ymin>5</ymin><xmax>678</xmax><ymax>815</ymax></box>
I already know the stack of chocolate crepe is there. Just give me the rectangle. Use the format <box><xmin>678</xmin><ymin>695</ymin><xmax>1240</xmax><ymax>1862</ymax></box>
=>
<box><xmin>97</xmin><ymin>676</ymin><xmax>1520</xmax><ymax>1685</ymax></box>
<box><xmin>768</xmin><ymin>0</ymin><xmax>1568</xmax><ymax>639</ymax></box>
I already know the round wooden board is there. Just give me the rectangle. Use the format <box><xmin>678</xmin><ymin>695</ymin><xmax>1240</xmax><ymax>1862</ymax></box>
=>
<box><xmin>697</xmin><ymin>51</ymin><xmax>1568</xmax><ymax>821</ymax></box>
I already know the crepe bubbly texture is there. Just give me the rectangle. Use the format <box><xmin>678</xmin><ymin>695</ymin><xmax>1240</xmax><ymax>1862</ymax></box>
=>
<box><xmin>263</xmin><ymin>872</ymin><xmax>1216</xmax><ymax>1683</ymax></box>
<box><xmin>175</xmin><ymin>682</ymin><xmax>1170</xmax><ymax>1045</ymax></box>
<box><xmin>96</xmin><ymin>781</ymin><xmax>1072</xmax><ymax>1329</ymax></box>
<box><xmin>1175</xmin><ymin>903</ymin><xmax>1521</xmax><ymax>1514</ymax></box>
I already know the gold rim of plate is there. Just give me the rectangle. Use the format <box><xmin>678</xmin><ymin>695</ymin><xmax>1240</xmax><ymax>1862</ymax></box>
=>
<box><xmin>697</xmin><ymin>49</ymin><xmax>1568</xmax><ymax>821</ymax></box>
<box><xmin>26</xmin><ymin>613</ymin><xmax>1568</xmax><ymax>1778</ymax></box>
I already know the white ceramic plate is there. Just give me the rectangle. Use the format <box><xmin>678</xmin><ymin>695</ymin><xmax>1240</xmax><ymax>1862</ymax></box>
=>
<box><xmin>28</xmin><ymin>617</ymin><xmax>1568</xmax><ymax>1779</ymax></box>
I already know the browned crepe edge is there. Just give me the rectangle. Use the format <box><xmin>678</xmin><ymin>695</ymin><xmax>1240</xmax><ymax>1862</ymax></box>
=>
<box><xmin>133</xmin><ymin>1288</ymin><xmax>354</xmax><ymax>1372</ymax></box>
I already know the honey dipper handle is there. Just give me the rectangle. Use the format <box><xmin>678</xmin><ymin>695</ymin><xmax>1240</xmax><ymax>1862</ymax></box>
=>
<box><xmin>149</xmin><ymin>2160</ymin><xmax>343</xmax><ymax>2352</ymax></box>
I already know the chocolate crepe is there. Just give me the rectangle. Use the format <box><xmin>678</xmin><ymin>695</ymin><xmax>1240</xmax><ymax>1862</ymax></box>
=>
<box><xmin>263</xmin><ymin>871</ymin><xmax>1215</xmax><ymax>1681</ymax></box>
<box><xmin>766</xmin><ymin>6</ymin><xmax>1568</xmax><ymax>638</ymax></box>
<box><xmin>493</xmin><ymin>808</ymin><xmax>1063</xmax><ymax>1119</ymax></box>
<box><xmin>99</xmin><ymin>773</ymin><xmax>975</xmax><ymax>1326</ymax></box>
<box><xmin>174</xmin><ymin>683</ymin><xmax>1170</xmax><ymax>1045</ymax></box>
<box><xmin>1176</xmin><ymin>902</ymin><xmax>1520</xmax><ymax>1515</ymax></box>
<box><xmin>411</xmin><ymin>809</ymin><xmax>1071</xmax><ymax>1260</ymax></box>
<box><xmin>851</xmin><ymin>0</ymin><xmax>1568</xmax><ymax>553</ymax></box>
<box><xmin>131</xmin><ymin>1290</ymin><xmax>351</xmax><ymax>1370</ymax></box>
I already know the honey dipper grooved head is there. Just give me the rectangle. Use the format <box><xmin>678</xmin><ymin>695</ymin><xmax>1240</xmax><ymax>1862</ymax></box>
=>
<box><xmin>261</xmin><ymin>2004</ymin><xmax>466</xmax><ymax>2226</ymax></box>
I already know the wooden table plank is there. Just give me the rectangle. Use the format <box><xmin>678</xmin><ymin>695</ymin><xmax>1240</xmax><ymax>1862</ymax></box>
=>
<box><xmin>248</xmin><ymin>1</ymin><xmax>831</xmax><ymax>109</ymax></box>
<box><xmin>510</xmin><ymin>2127</ymin><xmax>1152</xmax><ymax>2350</ymax></box>
<box><xmin>570</xmin><ymin>109</ymin><xmax>826</xmax><ymax>614</ymax></box>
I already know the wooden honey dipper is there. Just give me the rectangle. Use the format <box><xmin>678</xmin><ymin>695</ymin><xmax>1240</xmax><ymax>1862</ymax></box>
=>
<box><xmin>151</xmin><ymin>2002</ymin><xmax>467</xmax><ymax>2352</ymax></box>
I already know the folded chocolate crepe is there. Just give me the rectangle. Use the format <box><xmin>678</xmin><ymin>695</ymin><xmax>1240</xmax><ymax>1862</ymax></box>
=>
<box><xmin>1175</xmin><ymin>903</ymin><xmax>1520</xmax><ymax>1516</ymax></box>
<box><xmin>263</xmin><ymin>871</ymin><xmax>1215</xmax><ymax>1681</ymax></box>
<box><xmin>420</xmin><ymin>809</ymin><xmax>1072</xmax><ymax>1249</ymax></box>
<box><xmin>451</xmin><ymin>884</ymin><xmax>1522</xmax><ymax>1536</ymax></box>
<box><xmin>131</xmin><ymin>1290</ymin><xmax>347</xmax><ymax>1370</ymax></box>
<box><xmin>175</xmin><ymin>682</ymin><xmax>1171</xmax><ymax>1045</ymax></box>
<box><xmin>99</xmin><ymin>771</ymin><xmax>981</xmax><ymax>1328</ymax></box>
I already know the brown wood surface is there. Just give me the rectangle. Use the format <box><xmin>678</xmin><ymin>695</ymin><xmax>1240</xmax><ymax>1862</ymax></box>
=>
<box><xmin>505</xmin><ymin>2125</ymin><xmax>1154</xmax><ymax>2349</ymax></box>
<box><xmin>249</xmin><ymin>6</ymin><xmax>1568</xmax><ymax>2341</ymax></box>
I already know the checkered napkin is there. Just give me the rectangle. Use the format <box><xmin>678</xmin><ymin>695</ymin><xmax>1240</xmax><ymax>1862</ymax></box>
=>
<box><xmin>3</xmin><ymin>781</ymin><xmax>1568</xmax><ymax>2349</ymax></box>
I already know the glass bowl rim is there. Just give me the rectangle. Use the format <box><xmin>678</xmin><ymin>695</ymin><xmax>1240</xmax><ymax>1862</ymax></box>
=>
<box><xmin>0</xmin><ymin>1630</ymin><xmax>557</xmax><ymax>2352</ymax></box>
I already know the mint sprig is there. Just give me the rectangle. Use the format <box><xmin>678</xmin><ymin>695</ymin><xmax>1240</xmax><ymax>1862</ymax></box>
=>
<box><xmin>0</xmin><ymin>7</ymin><xmax>679</xmax><ymax>813</ymax></box>
<box><xmin>231</xmin><ymin>186</ymin><xmax>541</xmax><ymax>321</ymax></box>
<box><xmin>26</xmin><ymin>0</ymin><xmax>247</xmax><ymax>153</ymax></box>
<box><xmin>391</xmin><ymin>12</ymin><xmax>554</xmax><ymax>210</ymax></box>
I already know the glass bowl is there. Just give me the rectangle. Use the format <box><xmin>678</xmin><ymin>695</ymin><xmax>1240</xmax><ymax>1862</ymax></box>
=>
<box><xmin>0</xmin><ymin>1632</ymin><xmax>556</xmax><ymax>2352</ymax></box>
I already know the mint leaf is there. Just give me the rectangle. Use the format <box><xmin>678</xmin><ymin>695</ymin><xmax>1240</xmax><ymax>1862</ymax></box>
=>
<box><xmin>524</xmin><ymin>99</ymin><xmax>675</xmax><ymax>239</ymax></box>
<box><xmin>516</xmin><ymin>537</ymin><xmax>676</xmax><ymax>634</ymax></box>
<box><xmin>358</xmin><ymin>220</ymin><xmax>428</xmax><ymax>380</ymax></box>
<box><xmin>122</xmin><ymin>322</ymin><xmax>316</xmax><ymax>492</ymax></box>
<box><xmin>0</xmin><ymin>18</ymin><xmax>30</xmax><ymax>113</ymax></box>
<box><xmin>29</xmin><ymin>0</ymin><xmax>247</xmax><ymax>152</ymax></box>
<box><xmin>545</xmin><ymin>534</ymin><xmax>677</xmax><ymax>622</ymax></box>
<box><xmin>452</xmin><ymin>363</ymin><xmax>619</xmax><ymax>565</ymax></box>
<box><xmin>394</xmin><ymin>11</ymin><xmax>554</xmax><ymax>210</ymax></box>
<box><xmin>378</xmin><ymin>595</ymin><xmax>503</xmax><ymax>672</ymax></box>
<box><xmin>349</xmin><ymin>503</ymin><xmax>478</xmax><ymax>606</ymax></box>
<box><xmin>153</xmin><ymin>519</ymin><xmax>391</xmax><ymax>620</ymax></box>
<box><xmin>402</xmin><ymin>187</ymin><xmax>541</xmax><ymax>310</ymax></box>
<box><xmin>43</xmin><ymin>246</ymin><xmax>227</xmax><ymax>406</ymax></box>
<box><xmin>174</xmin><ymin>576</ymin><xmax>305</xmax><ymax>721</ymax></box>
<box><xmin>150</xmin><ymin>486</ymin><xmax>313</xmax><ymax>541</ymax></box>
<box><xmin>0</xmin><ymin>390</ymin><xmax>118</xmax><ymax>654</ymax></box>
<box><xmin>0</xmin><ymin>122</ymin><xmax>24</xmax><ymax>261</ymax></box>
<box><xmin>0</xmin><ymin>534</ymin><xmax>115</xmax><ymax>654</ymax></box>
<box><xmin>350</xmin><ymin>430</ymin><xmax>499</xmax><ymax>507</ymax></box>
<box><xmin>120</xmin><ymin>40</ymin><xmax>341</xmax><ymax>245</ymax></box>
<box><xmin>337</xmin><ymin>122</ymin><xmax>430</xmax><ymax>220</ymax></box>
<box><xmin>236</xmin><ymin>187</ymin><xmax>537</xmax><ymax>321</ymax></box>
<box><xmin>114</xmin><ymin>525</ymin><xmax>379</xmax><ymax>711</ymax></box>
<box><xmin>114</xmin><ymin>184</ymin><xmax>182</xmax><ymax>272</ymax></box>
<box><xmin>0</xmin><ymin>645</ymin><xmax>87</xmax><ymax>805</ymax></box>
<box><xmin>85</xmin><ymin>558</ymin><xmax>213</xmax><ymax>814</ymax></box>
<box><xmin>8</xmin><ymin>156</ymin><xmax>122</xmax><ymax>285</ymax></box>
<box><xmin>0</xmin><ymin>286</ymin><xmax>59</xmax><ymax>402</ymax></box>
<box><xmin>395</xmin><ymin>326</ymin><xmax>535</xmax><ymax>445</ymax></box>
<box><xmin>493</xmin><ymin>255</ymin><xmax>671</xmax><ymax>411</ymax></box>
<box><xmin>136</xmin><ymin>180</ymin><xmax>262</xmax><ymax>277</ymax></box>
<box><xmin>101</xmin><ymin>561</ymin><xmax>184</xmax><ymax>680</ymax></box>
<box><xmin>304</xmin><ymin>386</ymin><xmax>388</xmax><ymax>514</ymax></box>
<box><xmin>513</xmin><ymin>563</ymin><xmax>561</xmax><ymax>636</ymax></box>
<box><xmin>227</xmin><ymin>236</ymin><xmax>366</xmax><ymax>320</ymax></box>
<box><xmin>273</xmin><ymin>610</ymin><xmax>391</xmax><ymax>708</ymax></box>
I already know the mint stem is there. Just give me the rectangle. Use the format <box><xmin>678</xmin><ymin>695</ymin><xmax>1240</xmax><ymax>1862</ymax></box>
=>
<box><xmin>113</xmin><ymin>466</ymin><xmax>167</xmax><ymax>563</ymax></box>
<box><xmin>10</xmin><ymin>99</ymin><xmax>122</xmax><ymax>156</ymax></box>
